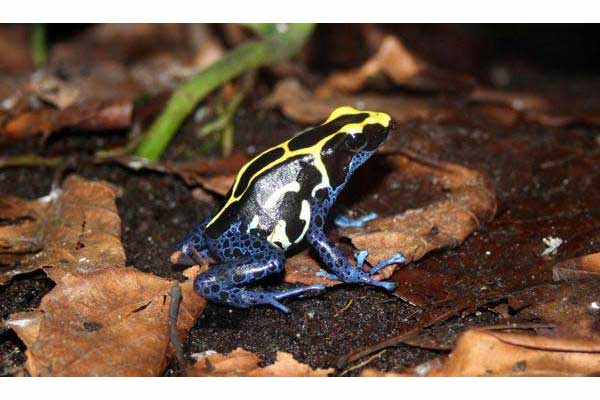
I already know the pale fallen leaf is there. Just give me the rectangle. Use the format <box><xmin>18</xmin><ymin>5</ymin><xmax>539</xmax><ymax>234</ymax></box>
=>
<box><xmin>424</xmin><ymin>330</ymin><xmax>600</xmax><ymax>376</ymax></box>
<box><xmin>6</xmin><ymin>267</ymin><xmax>206</xmax><ymax>376</ymax></box>
<box><xmin>284</xmin><ymin>249</ymin><xmax>342</xmax><ymax>287</ymax></box>
<box><xmin>261</xmin><ymin>78</ymin><xmax>455</xmax><ymax>125</ymax></box>
<box><xmin>110</xmin><ymin>152</ymin><xmax>248</xmax><ymax>196</ymax></box>
<box><xmin>469</xmin><ymin>87</ymin><xmax>550</xmax><ymax>113</ymax></box>
<box><xmin>187</xmin><ymin>347</ymin><xmax>333</xmax><ymax>377</ymax></box>
<box><xmin>316</xmin><ymin>35</ymin><xmax>475</xmax><ymax>96</ymax></box>
<box><xmin>513</xmin><ymin>279</ymin><xmax>600</xmax><ymax>339</ymax></box>
<box><xmin>0</xmin><ymin>175</ymin><xmax>125</xmax><ymax>284</ymax></box>
<box><xmin>469</xmin><ymin>87</ymin><xmax>600</xmax><ymax>128</ymax></box>
<box><xmin>552</xmin><ymin>252</ymin><xmax>600</xmax><ymax>281</ymax></box>
<box><xmin>284</xmin><ymin>155</ymin><xmax>496</xmax><ymax>289</ymax></box>
<box><xmin>339</xmin><ymin>155</ymin><xmax>497</xmax><ymax>277</ymax></box>
<box><xmin>1</xmin><ymin>24</ymin><xmax>225</xmax><ymax>141</ymax></box>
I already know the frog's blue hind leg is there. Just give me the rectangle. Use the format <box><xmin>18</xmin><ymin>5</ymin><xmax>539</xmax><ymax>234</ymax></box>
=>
<box><xmin>179</xmin><ymin>216</ymin><xmax>212</xmax><ymax>265</ymax></box>
<box><xmin>195</xmin><ymin>225</ymin><xmax>325</xmax><ymax>313</ymax></box>
<box><xmin>307</xmin><ymin>199</ymin><xmax>398</xmax><ymax>291</ymax></box>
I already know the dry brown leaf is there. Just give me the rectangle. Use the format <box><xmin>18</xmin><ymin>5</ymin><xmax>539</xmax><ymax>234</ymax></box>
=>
<box><xmin>342</xmin><ymin>156</ymin><xmax>496</xmax><ymax>275</ymax></box>
<box><xmin>284</xmin><ymin>249</ymin><xmax>342</xmax><ymax>287</ymax></box>
<box><xmin>469</xmin><ymin>87</ymin><xmax>551</xmax><ymax>113</ymax></box>
<box><xmin>0</xmin><ymin>196</ymin><xmax>45</xmax><ymax>254</ymax></box>
<box><xmin>6</xmin><ymin>267</ymin><xmax>206</xmax><ymax>376</ymax></box>
<box><xmin>187</xmin><ymin>175</ymin><xmax>236</xmax><ymax>197</ymax></box>
<box><xmin>0</xmin><ymin>175</ymin><xmax>125</xmax><ymax>284</ymax></box>
<box><xmin>0</xmin><ymin>26</ymin><xmax>32</xmax><ymax>74</ymax></box>
<box><xmin>111</xmin><ymin>153</ymin><xmax>247</xmax><ymax>196</ymax></box>
<box><xmin>316</xmin><ymin>35</ymin><xmax>475</xmax><ymax>96</ymax></box>
<box><xmin>187</xmin><ymin>347</ymin><xmax>333</xmax><ymax>377</ymax></box>
<box><xmin>513</xmin><ymin>280</ymin><xmax>600</xmax><ymax>339</ymax></box>
<box><xmin>553</xmin><ymin>252</ymin><xmax>600</xmax><ymax>281</ymax></box>
<box><xmin>2</xmin><ymin>100</ymin><xmax>133</xmax><ymax>141</ymax></box>
<box><xmin>424</xmin><ymin>330</ymin><xmax>600</xmax><ymax>376</ymax></box>
<box><xmin>469</xmin><ymin>87</ymin><xmax>600</xmax><ymax>128</ymax></box>
<box><xmin>262</xmin><ymin>78</ymin><xmax>455</xmax><ymax>126</ymax></box>
<box><xmin>1</xmin><ymin>24</ymin><xmax>225</xmax><ymax>142</ymax></box>
<box><xmin>285</xmin><ymin>156</ymin><xmax>496</xmax><ymax>292</ymax></box>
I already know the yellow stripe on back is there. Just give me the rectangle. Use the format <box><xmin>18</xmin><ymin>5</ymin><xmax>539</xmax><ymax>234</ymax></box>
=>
<box><xmin>206</xmin><ymin>107</ymin><xmax>391</xmax><ymax>229</ymax></box>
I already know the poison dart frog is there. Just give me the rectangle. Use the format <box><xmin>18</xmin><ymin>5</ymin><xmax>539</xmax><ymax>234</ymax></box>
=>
<box><xmin>178</xmin><ymin>106</ymin><xmax>405</xmax><ymax>313</ymax></box>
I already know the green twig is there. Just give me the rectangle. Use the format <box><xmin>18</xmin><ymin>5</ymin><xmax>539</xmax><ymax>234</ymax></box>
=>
<box><xmin>0</xmin><ymin>154</ymin><xmax>62</xmax><ymax>168</ymax></box>
<box><xmin>135</xmin><ymin>23</ymin><xmax>315</xmax><ymax>161</ymax></box>
<box><xmin>31</xmin><ymin>24</ymin><xmax>47</xmax><ymax>69</ymax></box>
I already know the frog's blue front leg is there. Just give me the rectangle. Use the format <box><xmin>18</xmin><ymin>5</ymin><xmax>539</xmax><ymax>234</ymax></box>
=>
<box><xmin>307</xmin><ymin>201</ymin><xmax>398</xmax><ymax>291</ymax></box>
<box><xmin>195</xmin><ymin>223</ymin><xmax>325</xmax><ymax>313</ymax></box>
<box><xmin>179</xmin><ymin>216</ymin><xmax>212</xmax><ymax>265</ymax></box>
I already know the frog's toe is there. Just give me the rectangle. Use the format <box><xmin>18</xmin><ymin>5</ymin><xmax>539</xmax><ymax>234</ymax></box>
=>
<box><xmin>374</xmin><ymin>280</ymin><xmax>398</xmax><ymax>292</ymax></box>
<box><xmin>268</xmin><ymin>299</ymin><xmax>291</xmax><ymax>314</ymax></box>
<box><xmin>275</xmin><ymin>284</ymin><xmax>327</xmax><ymax>299</ymax></box>
<box><xmin>354</xmin><ymin>250</ymin><xmax>369</xmax><ymax>269</ymax></box>
<box><xmin>357</xmin><ymin>274</ymin><xmax>398</xmax><ymax>291</ymax></box>
<box><xmin>334</xmin><ymin>212</ymin><xmax>378</xmax><ymax>228</ymax></box>
<box><xmin>315</xmin><ymin>269</ymin><xmax>340</xmax><ymax>281</ymax></box>
<box><xmin>368</xmin><ymin>252</ymin><xmax>406</xmax><ymax>276</ymax></box>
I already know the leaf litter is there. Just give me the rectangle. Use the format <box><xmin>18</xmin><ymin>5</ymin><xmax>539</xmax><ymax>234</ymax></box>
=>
<box><xmin>187</xmin><ymin>347</ymin><xmax>333</xmax><ymax>377</ymax></box>
<box><xmin>0</xmin><ymin>24</ymin><xmax>224</xmax><ymax>142</ymax></box>
<box><xmin>2</xmin><ymin>175</ymin><xmax>206</xmax><ymax>376</ymax></box>
<box><xmin>6</xmin><ymin>266</ymin><xmax>205</xmax><ymax>376</ymax></box>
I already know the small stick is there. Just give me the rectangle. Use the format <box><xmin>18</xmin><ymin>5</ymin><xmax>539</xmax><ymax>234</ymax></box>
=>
<box><xmin>168</xmin><ymin>283</ymin><xmax>187</xmax><ymax>372</ymax></box>
<box><xmin>334</xmin><ymin>299</ymin><xmax>353</xmax><ymax>317</ymax></box>
<box><xmin>338</xmin><ymin>349</ymin><xmax>387</xmax><ymax>376</ymax></box>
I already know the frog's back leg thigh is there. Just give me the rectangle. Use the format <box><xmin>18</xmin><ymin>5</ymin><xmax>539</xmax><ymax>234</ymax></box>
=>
<box><xmin>196</xmin><ymin>223</ymin><xmax>325</xmax><ymax>313</ymax></box>
<box><xmin>179</xmin><ymin>216</ymin><xmax>212</xmax><ymax>265</ymax></box>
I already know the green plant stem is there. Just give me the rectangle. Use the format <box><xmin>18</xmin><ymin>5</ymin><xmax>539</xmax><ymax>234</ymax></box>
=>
<box><xmin>135</xmin><ymin>23</ymin><xmax>314</xmax><ymax>160</ymax></box>
<box><xmin>0</xmin><ymin>154</ymin><xmax>62</xmax><ymax>168</ymax></box>
<box><xmin>31</xmin><ymin>24</ymin><xmax>47</xmax><ymax>69</ymax></box>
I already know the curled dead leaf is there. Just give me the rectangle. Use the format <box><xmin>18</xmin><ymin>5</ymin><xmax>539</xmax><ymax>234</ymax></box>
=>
<box><xmin>512</xmin><ymin>280</ymin><xmax>600</xmax><ymax>340</ymax></box>
<box><xmin>187</xmin><ymin>347</ymin><xmax>333</xmax><ymax>377</ymax></box>
<box><xmin>469</xmin><ymin>87</ymin><xmax>550</xmax><ymax>113</ymax></box>
<box><xmin>284</xmin><ymin>249</ymin><xmax>342</xmax><ymax>287</ymax></box>
<box><xmin>6</xmin><ymin>267</ymin><xmax>206</xmax><ymax>376</ymax></box>
<box><xmin>284</xmin><ymin>155</ymin><xmax>496</xmax><ymax>295</ymax></box>
<box><xmin>423</xmin><ymin>330</ymin><xmax>600</xmax><ymax>376</ymax></box>
<box><xmin>340</xmin><ymin>155</ymin><xmax>496</xmax><ymax>277</ymax></box>
<box><xmin>262</xmin><ymin>78</ymin><xmax>455</xmax><ymax>126</ymax></box>
<box><xmin>316</xmin><ymin>35</ymin><xmax>475</xmax><ymax>96</ymax></box>
<box><xmin>2</xmin><ymin>100</ymin><xmax>133</xmax><ymax>141</ymax></box>
<box><xmin>110</xmin><ymin>152</ymin><xmax>247</xmax><ymax>196</ymax></box>
<box><xmin>552</xmin><ymin>252</ymin><xmax>600</xmax><ymax>281</ymax></box>
<box><xmin>0</xmin><ymin>175</ymin><xmax>125</xmax><ymax>285</ymax></box>
<box><xmin>1</xmin><ymin>24</ymin><xmax>225</xmax><ymax>142</ymax></box>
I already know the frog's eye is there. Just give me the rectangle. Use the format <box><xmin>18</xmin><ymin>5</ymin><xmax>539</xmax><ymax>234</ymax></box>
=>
<box><xmin>344</xmin><ymin>133</ymin><xmax>367</xmax><ymax>152</ymax></box>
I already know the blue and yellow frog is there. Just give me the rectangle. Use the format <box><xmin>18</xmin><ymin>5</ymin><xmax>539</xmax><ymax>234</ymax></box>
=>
<box><xmin>178</xmin><ymin>107</ymin><xmax>404</xmax><ymax>313</ymax></box>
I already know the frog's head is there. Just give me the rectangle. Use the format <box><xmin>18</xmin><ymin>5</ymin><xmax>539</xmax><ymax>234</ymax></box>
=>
<box><xmin>318</xmin><ymin>106</ymin><xmax>392</xmax><ymax>190</ymax></box>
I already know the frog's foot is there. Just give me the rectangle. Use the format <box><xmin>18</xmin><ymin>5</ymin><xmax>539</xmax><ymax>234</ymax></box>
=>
<box><xmin>333</xmin><ymin>212</ymin><xmax>378</xmax><ymax>228</ymax></box>
<box><xmin>356</xmin><ymin>275</ymin><xmax>398</xmax><ymax>292</ymax></box>
<box><xmin>345</xmin><ymin>250</ymin><xmax>399</xmax><ymax>291</ymax></box>
<box><xmin>195</xmin><ymin>275</ymin><xmax>326</xmax><ymax>313</ymax></box>
<box><xmin>368</xmin><ymin>252</ymin><xmax>406</xmax><ymax>276</ymax></box>
<box><xmin>240</xmin><ymin>284</ymin><xmax>326</xmax><ymax>313</ymax></box>
<box><xmin>315</xmin><ymin>269</ymin><xmax>340</xmax><ymax>281</ymax></box>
